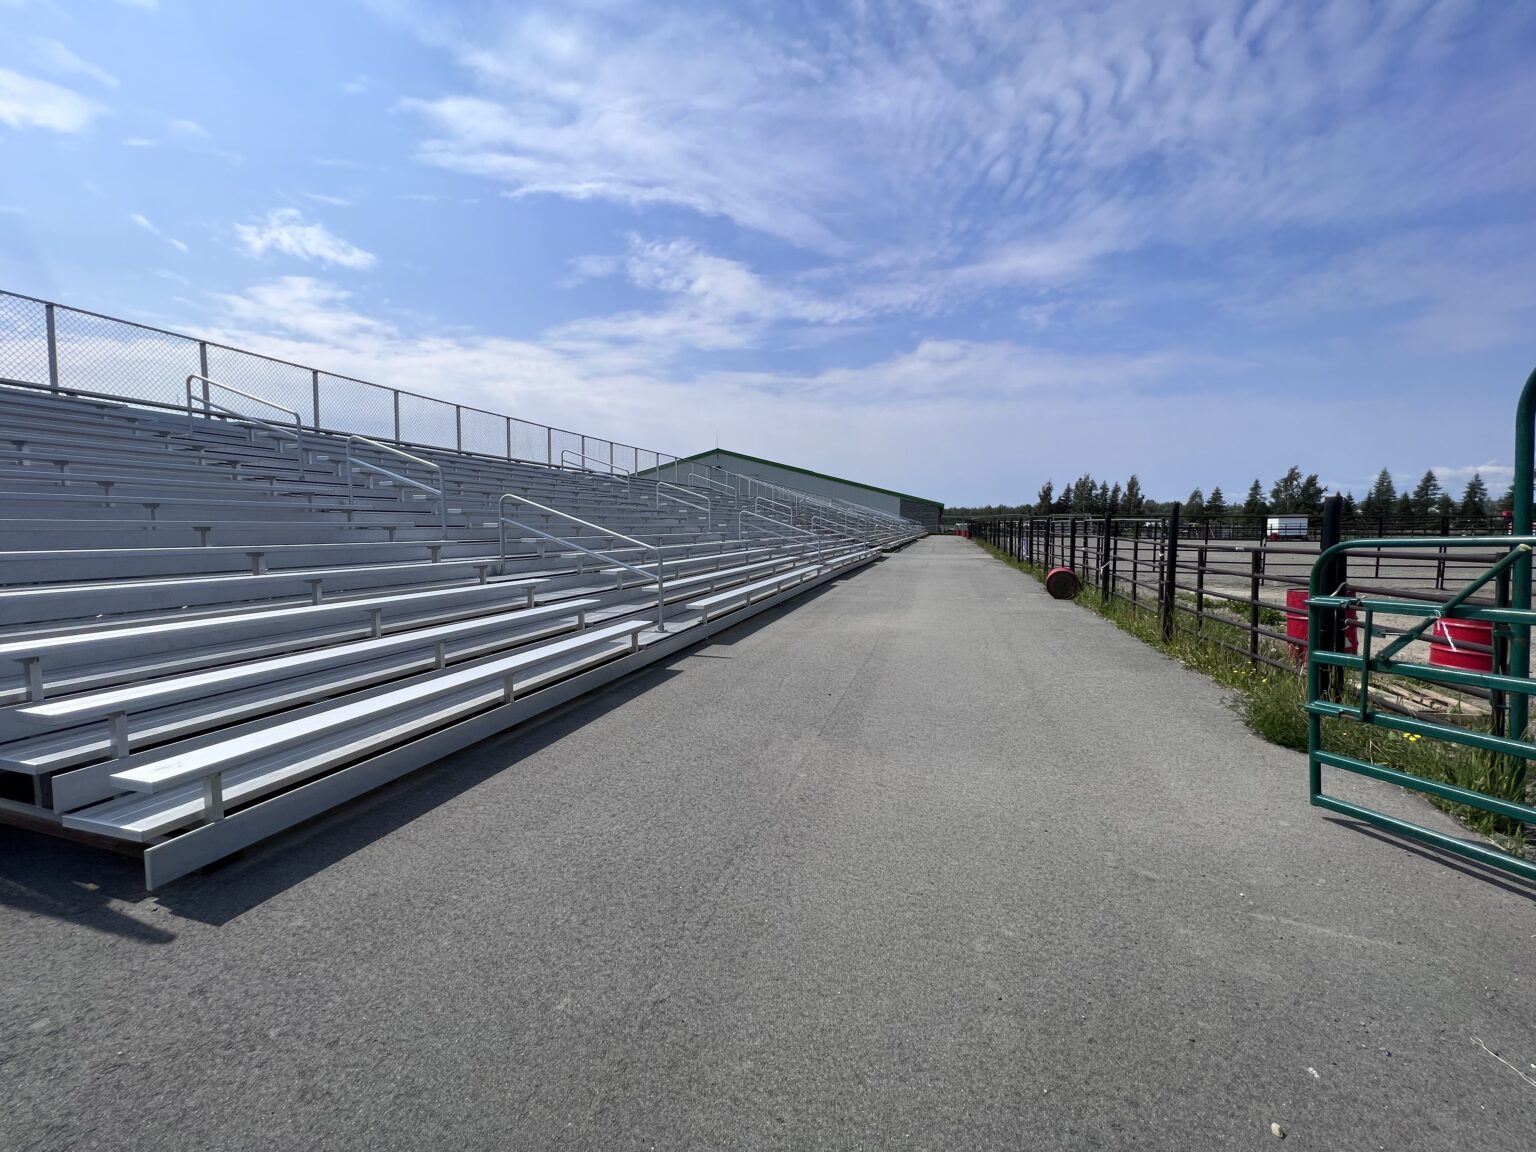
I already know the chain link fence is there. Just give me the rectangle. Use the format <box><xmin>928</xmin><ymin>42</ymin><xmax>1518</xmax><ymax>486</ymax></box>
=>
<box><xmin>0</xmin><ymin>288</ymin><xmax>679</xmax><ymax>470</ymax></box>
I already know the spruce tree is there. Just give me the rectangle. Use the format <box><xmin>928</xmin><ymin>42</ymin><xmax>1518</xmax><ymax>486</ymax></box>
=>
<box><xmin>1363</xmin><ymin>468</ymin><xmax>1396</xmax><ymax>516</ymax></box>
<box><xmin>1243</xmin><ymin>479</ymin><xmax>1267</xmax><ymax>516</ymax></box>
<box><xmin>1036</xmin><ymin>479</ymin><xmax>1053</xmax><ymax>515</ymax></box>
<box><xmin>1186</xmin><ymin>487</ymin><xmax>1205</xmax><ymax>515</ymax></box>
<box><xmin>1206</xmin><ymin>486</ymin><xmax>1228</xmax><ymax>518</ymax></box>
<box><xmin>1410</xmin><ymin>469</ymin><xmax>1442</xmax><ymax>516</ymax></box>
<box><xmin>1459</xmin><ymin>473</ymin><xmax>1488</xmax><ymax>516</ymax></box>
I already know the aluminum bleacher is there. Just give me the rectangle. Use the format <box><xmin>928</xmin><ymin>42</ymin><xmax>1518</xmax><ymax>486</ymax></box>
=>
<box><xmin>0</xmin><ymin>377</ymin><xmax>923</xmax><ymax>887</ymax></box>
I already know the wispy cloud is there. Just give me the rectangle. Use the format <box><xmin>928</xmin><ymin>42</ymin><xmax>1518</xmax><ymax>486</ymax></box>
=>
<box><xmin>303</xmin><ymin>192</ymin><xmax>354</xmax><ymax>207</ymax></box>
<box><xmin>234</xmin><ymin>208</ymin><xmax>376</xmax><ymax>269</ymax></box>
<box><xmin>30</xmin><ymin>38</ymin><xmax>120</xmax><ymax>89</ymax></box>
<box><xmin>129</xmin><ymin>212</ymin><xmax>188</xmax><ymax>253</ymax></box>
<box><xmin>0</xmin><ymin>67</ymin><xmax>106</xmax><ymax>133</ymax></box>
<box><xmin>168</xmin><ymin>117</ymin><xmax>209</xmax><ymax>139</ymax></box>
<box><xmin>393</xmin><ymin>1</ymin><xmax>1536</xmax><ymax>273</ymax></box>
<box><xmin>341</xmin><ymin>75</ymin><xmax>370</xmax><ymax>95</ymax></box>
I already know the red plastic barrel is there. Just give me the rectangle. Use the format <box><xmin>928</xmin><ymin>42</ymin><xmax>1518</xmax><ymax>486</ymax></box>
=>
<box><xmin>1429</xmin><ymin>619</ymin><xmax>1493</xmax><ymax>672</ymax></box>
<box><xmin>1045</xmin><ymin>566</ymin><xmax>1080</xmax><ymax>600</ymax></box>
<box><xmin>1285</xmin><ymin>587</ymin><xmax>1357</xmax><ymax>658</ymax></box>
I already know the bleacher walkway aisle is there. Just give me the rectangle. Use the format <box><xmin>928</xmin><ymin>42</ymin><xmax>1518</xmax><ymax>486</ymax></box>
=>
<box><xmin>4</xmin><ymin>535</ymin><xmax>1532</xmax><ymax>1151</ymax></box>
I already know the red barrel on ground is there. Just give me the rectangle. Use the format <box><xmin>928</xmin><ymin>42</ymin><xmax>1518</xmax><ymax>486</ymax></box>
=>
<box><xmin>1285</xmin><ymin>587</ymin><xmax>1358</xmax><ymax>659</ymax></box>
<box><xmin>1429</xmin><ymin>619</ymin><xmax>1494</xmax><ymax>672</ymax></box>
<box><xmin>1045</xmin><ymin>566</ymin><xmax>1079</xmax><ymax>600</ymax></box>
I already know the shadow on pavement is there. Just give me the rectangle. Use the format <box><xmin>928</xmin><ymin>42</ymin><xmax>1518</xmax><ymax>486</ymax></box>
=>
<box><xmin>0</xmin><ymin>570</ymin><xmax>862</xmax><ymax>936</ymax></box>
<box><xmin>0</xmin><ymin>833</ymin><xmax>176</xmax><ymax>944</ymax></box>
<box><xmin>1327</xmin><ymin>817</ymin><xmax>1536</xmax><ymax>904</ymax></box>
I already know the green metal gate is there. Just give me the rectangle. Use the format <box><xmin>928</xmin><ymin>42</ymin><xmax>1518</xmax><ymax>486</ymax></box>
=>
<box><xmin>1306</xmin><ymin>368</ymin><xmax>1536</xmax><ymax>880</ymax></box>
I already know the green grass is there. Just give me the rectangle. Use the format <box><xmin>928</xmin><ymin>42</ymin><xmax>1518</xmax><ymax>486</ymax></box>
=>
<box><xmin>973</xmin><ymin>537</ymin><xmax>1529</xmax><ymax>852</ymax></box>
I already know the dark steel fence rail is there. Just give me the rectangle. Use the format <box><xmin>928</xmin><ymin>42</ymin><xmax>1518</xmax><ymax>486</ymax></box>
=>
<box><xmin>966</xmin><ymin>503</ymin><xmax>1516</xmax><ymax>710</ymax></box>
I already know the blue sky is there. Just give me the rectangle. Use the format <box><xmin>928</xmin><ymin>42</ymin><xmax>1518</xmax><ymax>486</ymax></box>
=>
<box><xmin>1</xmin><ymin>0</ymin><xmax>1532</xmax><ymax>506</ymax></box>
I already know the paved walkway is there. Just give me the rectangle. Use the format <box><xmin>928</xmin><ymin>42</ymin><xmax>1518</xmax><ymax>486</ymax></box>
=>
<box><xmin>3</xmin><ymin>535</ymin><xmax>1533</xmax><ymax>1150</ymax></box>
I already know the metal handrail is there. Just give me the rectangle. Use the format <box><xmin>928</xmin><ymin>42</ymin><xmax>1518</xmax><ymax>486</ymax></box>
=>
<box><xmin>737</xmin><ymin>509</ymin><xmax>825</xmax><ymax>564</ymax></box>
<box><xmin>561</xmin><ymin>450</ymin><xmax>630</xmax><ymax>478</ymax></box>
<box><xmin>810</xmin><ymin>515</ymin><xmax>865</xmax><ymax>544</ymax></box>
<box><xmin>656</xmin><ymin>481</ymin><xmax>710</xmax><ymax>528</ymax></box>
<box><xmin>343</xmin><ymin>434</ymin><xmax>447</xmax><ymax>533</ymax></box>
<box><xmin>688</xmin><ymin>471</ymin><xmax>736</xmax><ymax>497</ymax></box>
<box><xmin>185</xmin><ymin>374</ymin><xmax>304</xmax><ymax>456</ymax></box>
<box><xmin>498</xmin><ymin>492</ymin><xmax>666</xmax><ymax>631</ymax></box>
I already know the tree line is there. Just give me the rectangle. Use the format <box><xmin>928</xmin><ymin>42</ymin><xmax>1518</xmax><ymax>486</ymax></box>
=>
<box><xmin>951</xmin><ymin>467</ymin><xmax>1513</xmax><ymax>521</ymax></box>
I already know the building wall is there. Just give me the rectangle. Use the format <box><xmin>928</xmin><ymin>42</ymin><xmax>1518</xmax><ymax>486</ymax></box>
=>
<box><xmin>687</xmin><ymin>451</ymin><xmax>941</xmax><ymax>532</ymax></box>
<box><xmin>687</xmin><ymin>451</ymin><xmax>896</xmax><ymax>514</ymax></box>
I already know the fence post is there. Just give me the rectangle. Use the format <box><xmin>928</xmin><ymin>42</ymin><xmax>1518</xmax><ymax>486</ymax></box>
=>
<box><xmin>455</xmin><ymin>405</ymin><xmax>464</xmax><ymax>451</ymax></box>
<box><xmin>1248</xmin><ymin>549</ymin><xmax>1263</xmax><ymax>669</ymax></box>
<box><xmin>505</xmin><ymin>417</ymin><xmax>513</xmax><ymax>460</ymax></box>
<box><xmin>1319</xmin><ymin>494</ymin><xmax>1346</xmax><ymax>701</ymax></box>
<box><xmin>392</xmin><ymin>390</ymin><xmax>402</xmax><ymax>442</ymax></box>
<box><xmin>1131</xmin><ymin>525</ymin><xmax>1140</xmax><ymax>607</ymax></box>
<box><xmin>311</xmin><ymin>369</ymin><xmax>321</xmax><ymax>429</ymax></box>
<box><xmin>1435</xmin><ymin>512</ymin><xmax>1450</xmax><ymax>591</ymax></box>
<box><xmin>44</xmin><ymin>303</ymin><xmax>59</xmax><ymax>390</ymax></box>
<box><xmin>1101</xmin><ymin>516</ymin><xmax>1113</xmax><ymax>602</ymax></box>
<box><xmin>1161</xmin><ymin>502</ymin><xmax>1182</xmax><ymax>641</ymax></box>
<box><xmin>1069</xmin><ymin>517</ymin><xmax>1078</xmax><ymax>575</ymax></box>
<box><xmin>546</xmin><ymin>426</ymin><xmax>553</xmax><ymax>466</ymax></box>
<box><xmin>198</xmin><ymin>341</ymin><xmax>209</xmax><ymax>409</ymax></box>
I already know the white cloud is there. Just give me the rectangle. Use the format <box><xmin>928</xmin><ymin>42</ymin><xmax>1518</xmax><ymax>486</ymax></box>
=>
<box><xmin>303</xmin><ymin>192</ymin><xmax>354</xmax><ymax>207</ymax></box>
<box><xmin>391</xmin><ymin>1</ymin><xmax>1536</xmax><ymax>271</ymax></box>
<box><xmin>341</xmin><ymin>75</ymin><xmax>370</xmax><ymax>95</ymax></box>
<box><xmin>129</xmin><ymin>212</ymin><xmax>188</xmax><ymax>253</ymax></box>
<box><xmin>0</xmin><ymin>68</ymin><xmax>105</xmax><ymax>133</ymax></box>
<box><xmin>122</xmin><ymin>136</ymin><xmax>156</xmax><ymax>147</ymax></box>
<box><xmin>31</xmin><ymin>38</ymin><xmax>120</xmax><ymax>89</ymax></box>
<box><xmin>235</xmin><ymin>208</ymin><xmax>376</xmax><ymax>269</ymax></box>
<box><xmin>168</xmin><ymin>118</ymin><xmax>209</xmax><ymax>139</ymax></box>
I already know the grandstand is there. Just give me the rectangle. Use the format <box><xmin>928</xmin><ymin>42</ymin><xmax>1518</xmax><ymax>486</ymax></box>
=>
<box><xmin>0</xmin><ymin>298</ymin><xmax>924</xmax><ymax>888</ymax></box>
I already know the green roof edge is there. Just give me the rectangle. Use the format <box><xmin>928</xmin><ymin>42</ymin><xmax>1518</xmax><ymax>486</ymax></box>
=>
<box><xmin>661</xmin><ymin>448</ymin><xmax>943</xmax><ymax>509</ymax></box>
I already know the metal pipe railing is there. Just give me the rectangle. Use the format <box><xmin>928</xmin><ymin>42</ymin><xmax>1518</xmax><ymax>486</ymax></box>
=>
<box><xmin>498</xmin><ymin>492</ymin><xmax>666</xmax><ymax>631</ymax></box>
<box><xmin>343</xmin><ymin>434</ymin><xmax>447</xmax><ymax>534</ymax></box>
<box><xmin>656</xmin><ymin>481</ymin><xmax>711</xmax><ymax>528</ymax></box>
<box><xmin>737</xmin><ymin>509</ymin><xmax>825</xmax><ymax>564</ymax></box>
<box><xmin>185</xmin><ymin>374</ymin><xmax>304</xmax><ymax>458</ymax></box>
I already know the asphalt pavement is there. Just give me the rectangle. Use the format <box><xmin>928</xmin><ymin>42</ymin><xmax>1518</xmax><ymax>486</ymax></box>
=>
<box><xmin>3</xmin><ymin>534</ymin><xmax>1533</xmax><ymax>1150</ymax></box>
